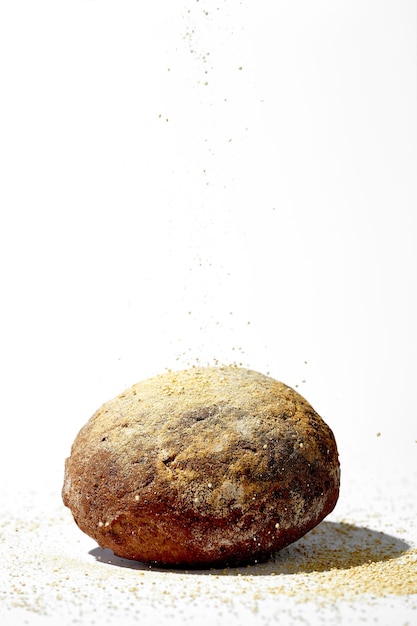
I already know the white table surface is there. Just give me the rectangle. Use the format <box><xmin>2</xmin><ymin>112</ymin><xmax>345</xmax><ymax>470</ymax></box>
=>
<box><xmin>1</xmin><ymin>1</ymin><xmax>416</xmax><ymax>624</ymax></box>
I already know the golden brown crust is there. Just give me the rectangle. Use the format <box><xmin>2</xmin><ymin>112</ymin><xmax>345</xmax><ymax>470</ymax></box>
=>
<box><xmin>62</xmin><ymin>366</ymin><xmax>340</xmax><ymax>567</ymax></box>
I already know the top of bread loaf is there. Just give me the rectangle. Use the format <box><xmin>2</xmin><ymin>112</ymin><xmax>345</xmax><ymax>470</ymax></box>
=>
<box><xmin>63</xmin><ymin>366</ymin><xmax>339</xmax><ymax>536</ymax></box>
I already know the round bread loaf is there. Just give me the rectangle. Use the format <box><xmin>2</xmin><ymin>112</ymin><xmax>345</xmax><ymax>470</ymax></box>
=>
<box><xmin>62</xmin><ymin>366</ymin><xmax>340</xmax><ymax>568</ymax></box>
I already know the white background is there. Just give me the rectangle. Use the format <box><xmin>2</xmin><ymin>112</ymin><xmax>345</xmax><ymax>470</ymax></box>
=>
<box><xmin>0</xmin><ymin>1</ymin><xmax>416</xmax><ymax>624</ymax></box>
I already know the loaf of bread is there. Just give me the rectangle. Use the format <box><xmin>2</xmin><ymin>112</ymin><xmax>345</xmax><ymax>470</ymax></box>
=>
<box><xmin>62</xmin><ymin>366</ymin><xmax>340</xmax><ymax>567</ymax></box>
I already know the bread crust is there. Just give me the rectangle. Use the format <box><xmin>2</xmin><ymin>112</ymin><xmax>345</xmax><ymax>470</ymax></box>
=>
<box><xmin>62</xmin><ymin>366</ymin><xmax>340</xmax><ymax>567</ymax></box>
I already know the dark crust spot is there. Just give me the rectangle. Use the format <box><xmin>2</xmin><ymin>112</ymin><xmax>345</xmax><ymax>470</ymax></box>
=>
<box><xmin>239</xmin><ymin>440</ymin><xmax>258</xmax><ymax>453</ymax></box>
<box><xmin>182</xmin><ymin>403</ymin><xmax>227</xmax><ymax>422</ymax></box>
<box><xmin>162</xmin><ymin>453</ymin><xmax>177</xmax><ymax>467</ymax></box>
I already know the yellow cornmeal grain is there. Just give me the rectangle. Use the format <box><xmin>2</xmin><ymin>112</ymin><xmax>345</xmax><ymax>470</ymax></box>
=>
<box><xmin>1</xmin><ymin>508</ymin><xmax>416</xmax><ymax>623</ymax></box>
